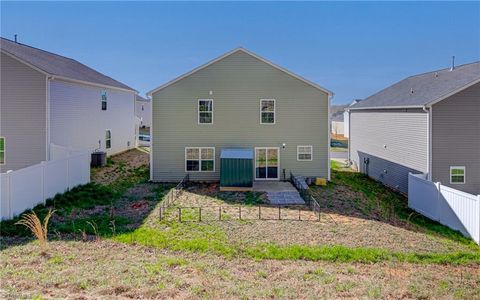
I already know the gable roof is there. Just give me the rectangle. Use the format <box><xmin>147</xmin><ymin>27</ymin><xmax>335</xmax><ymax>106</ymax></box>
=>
<box><xmin>147</xmin><ymin>47</ymin><xmax>333</xmax><ymax>97</ymax></box>
<box><xmin>350</xmin><ymin>61</ymin><xmax>480</xmax><ymax>110</ymax></box>
<box><xmin>1</xmin><ymin>37</ymin><xmax>136</xmax><ymax>92</ymax></box>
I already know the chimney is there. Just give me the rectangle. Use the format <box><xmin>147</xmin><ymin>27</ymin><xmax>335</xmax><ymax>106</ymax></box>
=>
<box><xmin>450</xmin><ymin>56</ymin><xmax>455</xmax><ymax>71</ymax></box>
<box><xmin>14</xmin><ymin>34</ymin><xmax>17</xmax><ymax>43</ymax></box>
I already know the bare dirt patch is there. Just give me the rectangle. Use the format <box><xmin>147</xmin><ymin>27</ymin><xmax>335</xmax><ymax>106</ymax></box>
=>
<box><xmin>91</xmin><ymin>149</ymin><xmax>149</xmax><ymax>186</ymax></box>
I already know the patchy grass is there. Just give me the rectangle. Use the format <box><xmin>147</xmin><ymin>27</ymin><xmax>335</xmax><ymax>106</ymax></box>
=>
<box><xmin>2</xmin><ymin>150</ymin><xmax>479</xmax><ymax>299</ymax></box>
<box><xmin>320</xmin><ymin>161</ymin><xmax>477</xmax><ymax>247</ymax></box>
<box><xmin>1</xmin><ymin>240</ymin><xmax>479</xmax><ymax>299</ymax></box>
<box><xmin>0</xmin><ymin>149</ymin><xmax>153</xmax><ymax>239</ymax></box>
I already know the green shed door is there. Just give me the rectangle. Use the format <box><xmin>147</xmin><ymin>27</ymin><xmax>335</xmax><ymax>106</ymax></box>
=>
<box><xmin>220</xmin><ymin>158</ymin><xmax>253</xmax><ymax>187</ymax></box>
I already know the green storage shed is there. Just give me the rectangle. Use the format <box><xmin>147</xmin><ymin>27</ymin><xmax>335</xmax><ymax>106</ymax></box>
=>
<box><xmin>220</xmin><ymin>149</ymin><xmax>254</xmax><ymax>191</ymax></box>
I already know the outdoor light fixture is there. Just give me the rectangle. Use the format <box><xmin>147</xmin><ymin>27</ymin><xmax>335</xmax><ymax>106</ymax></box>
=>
<box><xmin>282</xmin><ymin>143</ymin><xmax>286</xmax><ymax>149</ymax></box>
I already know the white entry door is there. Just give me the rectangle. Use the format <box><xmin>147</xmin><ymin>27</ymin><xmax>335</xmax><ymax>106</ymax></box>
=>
<box><xmin>255</xmin><ymin>147</ymin><xmax>280</xmax><ymax>180</ymax></box>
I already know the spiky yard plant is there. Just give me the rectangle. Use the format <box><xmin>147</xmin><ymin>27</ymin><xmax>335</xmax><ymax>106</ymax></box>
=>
<box><xmin>15</xmin><ymin>209</ymin><xmax>55</xmax><ymax>252</ymax></box>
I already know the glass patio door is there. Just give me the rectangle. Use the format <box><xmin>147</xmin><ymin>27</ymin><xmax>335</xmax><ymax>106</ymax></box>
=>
<box><xmin>255</xmin><ymin>147</ymin><xmax>279</xmax><ymax>180</ymax></box>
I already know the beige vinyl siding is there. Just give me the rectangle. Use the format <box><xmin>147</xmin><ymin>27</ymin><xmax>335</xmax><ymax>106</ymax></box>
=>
<box><xmin>151</xmin><ymin>51</ymin><xmax>329</xmax><ymax>182</ymax></box>
<box><xmin>431</xmin><ymin>82</ymin><xmax>480</xmax><ymax>194</ymax></box>
<box><xmin>0</xmin><ymin>52</ymin><xmax>47</xmax><ymax>172</ymax></box>
<box><xmin>349</xmin><ymin>108</ymin><xmax>428</xmax><ymax>193</ymax></box>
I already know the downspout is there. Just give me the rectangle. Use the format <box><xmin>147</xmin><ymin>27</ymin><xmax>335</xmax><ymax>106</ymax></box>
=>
<box><xmin>46</xmin><ymin>75</ymin><xmax>53</xmax><ymax>160</ymax></box>
<box><xmin>422</xmin><ymin>105</ymin><xmax>431</xmax><ymax>180</ymax></box>
<box><xmin>327</xmin><ymin>94</ymin><xmax>333</xmax><ymax>181</ymax></box>
<box><xmin>346</xmin><ymin>108</ymin><xmax>351</xmax><ymax>166</ymax></box>
<box><xmin>149</xmin><ymin>93</ymin><xmax>153</xmax><ymax>182</ymax></box>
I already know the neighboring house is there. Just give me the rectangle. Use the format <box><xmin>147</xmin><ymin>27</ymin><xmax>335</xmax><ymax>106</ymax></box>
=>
<box><xmin>135</xmin><ymin>94</ymin><xmax>152</xmax><ymax>128</ymax></box>
<box><xmin>343</xmin><ymin>99</ymin><xmax>361</xmax><ymax>138</ymax></box>
<box><xmin>331</xmin><ymin>114</ymin><xmax>344</xmax><ymax>135</ymax></box>
<box><xmin>0</xmin><ymin>37</ymin><xmax>137</xmax><ymax>172</ymax></box>
<box><xmin>147</xmin><ymin>47</ymin><xmax>333</xmax><ymax>183</ymax></box>
<box><xmin>348</xmin><ymin>61</ymin><xmax>479</xmax><ymax>194</ymax></box>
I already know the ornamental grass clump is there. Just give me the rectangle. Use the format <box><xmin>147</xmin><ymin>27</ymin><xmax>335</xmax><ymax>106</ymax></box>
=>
<box><xmin>15</xmin><ymin>209</ymin><xmax>55</xmax><ymax>253</ymax></box>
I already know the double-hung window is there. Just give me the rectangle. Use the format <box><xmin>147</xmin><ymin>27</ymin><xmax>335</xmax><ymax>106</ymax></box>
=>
<box><xmin>0</xmin><ymin>137</ymin><xmax>5</xmax><ymax>164</ymax></box>
<box><xmin>450</xmin><ymin>166</ymin><xmax>465</xmax><ymax>184</ymax></box>
<box><xmin>106</xmin><ymin>130</ymin><xmax>112</xmax><ymax>149</ymax></box>
<box><xmin>297</xmin><ymin>145</ymin><xmax>313</xmax><ymax>161</ymax></box>
<box><xmin>185</xmin><ymin>147</ymin><xmax>215</xmax><ymax>172</ymax></box>
<box><xmin>198</xmin><ymin>99</ymin><xmax>213</xmax><ymax>124</ymax></box>
<box><xmin>260</xmin><ymin>99</ymin><xmax>275</xmax><ymax>124</ymax></box>
<box><xmin>101</xmin><ymin>90</ymin><xmax>107</xmax><ymax>110</ymax></box>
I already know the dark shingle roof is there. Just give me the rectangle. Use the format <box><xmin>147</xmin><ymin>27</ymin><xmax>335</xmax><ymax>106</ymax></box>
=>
<box><xmin>351</xmin><ymin>61</ymin><xmax>480</xmax><ymax>109</ymax></box>
<box><xmin>0</xmin><ymin>37</ymin><xmax>135</xmax><ymax>91</ymax></box>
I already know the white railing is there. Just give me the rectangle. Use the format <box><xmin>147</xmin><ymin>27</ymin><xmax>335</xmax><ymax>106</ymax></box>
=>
<box><xmin>0</xmin><ymin>145</ymin><xmax>90</xmax><ymax>220</ymax></box>
<box><xmin>408</xmin><ymin>173</ymin><xmax>480</xmax><ymax>244</ymax></box>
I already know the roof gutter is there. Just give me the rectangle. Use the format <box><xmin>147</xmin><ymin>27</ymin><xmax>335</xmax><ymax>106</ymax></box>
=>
<box><xmin>348</xmin><ymin>105</ymin><xmax>425</xmax><ymax>111</ymax></box>
<box><xmin>51</xmin><ymin>75</ymin><xmax>138</xmax><ymax>94</ymax></box>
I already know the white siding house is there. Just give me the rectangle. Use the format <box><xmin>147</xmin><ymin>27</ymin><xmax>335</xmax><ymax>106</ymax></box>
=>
<box><xmin>135</xmin><ymin>95</ymin><xmax>151</xmax><ymax>128</ymax></box>
<box><xmin>49</xmin><ymin>80</ymin><xmax>136</xmax><ymax>156</ymax></box>
<box><xmin>0</xmin><ymin>37</ymin><xmax>137</xmax><ymax>172</ymax></box>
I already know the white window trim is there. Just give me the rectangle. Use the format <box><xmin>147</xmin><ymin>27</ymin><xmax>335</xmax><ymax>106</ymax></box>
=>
<box><xmin>0</xmin><ymin>136</ymin><xmax>5</xmax><ymax>165</ymax></box>
<box><xmin>297</xmin><ymin>145</ymin><xmax>313</xmax><ymax>161</ymax></box>
<box><xmin>260</xmin><ymin>99</ymin><xmax>276</xmax><ymax>125</ymax></box>
<box><xmin>101</xmin><ymin>90</ymin><xmax>107</xmax><ymax>111</ymax></box>
<box><xmin>449</xmin><ymin>166</ymin><xmax>466</xmax><ymax>184</ymax></box>
<box><xmin>185</xmin><ymin>147</ymin><xmax>215</xmax><ymax>172</ymax></box>
<box><xmin>254</xmin><ymin>147</ymin><xmax>280</xmax><ymax>180</ymax></box>
<box><xmin>105</xmin><ymin>129</ymin><xmax>112</xmax><ymax>149</ymax></box>
<box><xmin>198</xmin><ymin>99</ymin><xmax>214</xmax><ymax>125</ymax></box>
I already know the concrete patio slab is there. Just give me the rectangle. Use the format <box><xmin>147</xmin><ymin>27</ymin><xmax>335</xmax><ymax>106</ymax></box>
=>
<box><xmin>253</xmin><ymin>181</ymin><xmax>305</xmax><ymax>205</ymax></box>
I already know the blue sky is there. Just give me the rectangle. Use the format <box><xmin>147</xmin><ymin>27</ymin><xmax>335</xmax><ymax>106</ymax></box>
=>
<box><xmin>1</xmin><ymin>1</ymin><xmax>479</xmax><ymax>104</ymax></box>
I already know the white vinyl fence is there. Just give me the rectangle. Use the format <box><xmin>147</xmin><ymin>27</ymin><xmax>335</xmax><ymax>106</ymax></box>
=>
<box><xmin>408</xmin><ymin>173</ymin><xmax>480</xmax><ymax>244</ymax></box>
<box><xmin>0</xmin><ymin>145</ymin><xmax>90</xmax><ymax>220</ymax></box>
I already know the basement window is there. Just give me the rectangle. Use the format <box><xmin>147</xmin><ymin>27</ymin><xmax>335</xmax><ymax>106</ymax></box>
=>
<box><xmin>297</xmin><ymin>145</ymin><xmax>313</xmax><ymax>161</ymax></box>
<box><xmin>260</xmin><ymin>99</ymin><xmax>275</xmax><ymax>124</ymax></box>
<box><xmin>185</xmin><ymin>147</ymin><xmax>215</xmax><ymax>172</ymax></box>
<box><xmin>198</xmin><ymin>99</ymin><xmax>213</xmax><ymax>124</ymax></box>
<box><xmin>106</xmin><ymin>130</ymin><xmax>112</xmax><ymax>149</ymax></box>
<box><xmin>450</xmin><ymin>166</ymin><xmax>465</xmax><ymax>184</ymax></box>
<box><xmin>0</xmin><ymin>137</ymin><xmax>5</xmax><ymax>164</ymax></box>
<box><xmin>101</xmin><ymin>90</ymin><xmax>107</xmax><ymax>110</ymax></box>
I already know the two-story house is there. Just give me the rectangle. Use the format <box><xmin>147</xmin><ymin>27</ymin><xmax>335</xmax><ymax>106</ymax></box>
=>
<box><xmin>348</xmin><ymin>61</ymin><xmax>479</xmax><ymax>195</ymax></box>
<box><xmin>0</xmin><ymin>37</ymin><xmax>137</xmax><ymax>172</ymax></box>
<box><xmin>147</xmin><ymin>48</ymin><xmax>333</xmax><ymax>185</ymax></box>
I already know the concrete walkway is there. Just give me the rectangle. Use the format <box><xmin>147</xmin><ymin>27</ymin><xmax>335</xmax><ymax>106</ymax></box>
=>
<box><xmin>253</xmin><ymin>181</ymin><xmax>305</xmax><ymax>205</ymax></box>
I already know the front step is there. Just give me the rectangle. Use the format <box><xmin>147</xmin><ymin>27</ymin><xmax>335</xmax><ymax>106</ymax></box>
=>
<box><xmin>267</xmin><ymin>191</ymin><xmax>305</xmax><ymax>205</ymax></box>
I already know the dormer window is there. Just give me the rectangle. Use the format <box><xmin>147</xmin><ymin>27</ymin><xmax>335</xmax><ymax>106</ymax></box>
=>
<box><xmin>101</xmin><ymin>90</ymin><xmax>107</xmax><ymax>110</ymax></box>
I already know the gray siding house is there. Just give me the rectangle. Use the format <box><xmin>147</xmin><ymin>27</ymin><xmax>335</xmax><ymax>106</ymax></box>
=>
<box><xmin>147</xmin><ymin>48</ymin><xmax>333</xmax><ymax>183</ymax></box>
<box><xmin>348</xmin><ymin>61</ymin><xmax>479</xmax><ymax>194</ymax></box>
<box><xmin>0</xmin><ymin>37</ymin><xmax>137</xmax><ymax>172</ymax></box>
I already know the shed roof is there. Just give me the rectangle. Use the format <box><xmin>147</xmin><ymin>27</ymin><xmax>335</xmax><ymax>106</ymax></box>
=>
<box><xmin>0</xmin><ymin>37</ymin><xmax>136</xmax><ymax>92</ymax></box>
<box><xmin>350</xmin><ymin>61</ymin><xmax>480</xmax><ymax>110</ymax></box>
<box><xmin>220</xmin><ymin>149</ymin><xmax>253</xmax><ymax>159</ymax></box>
